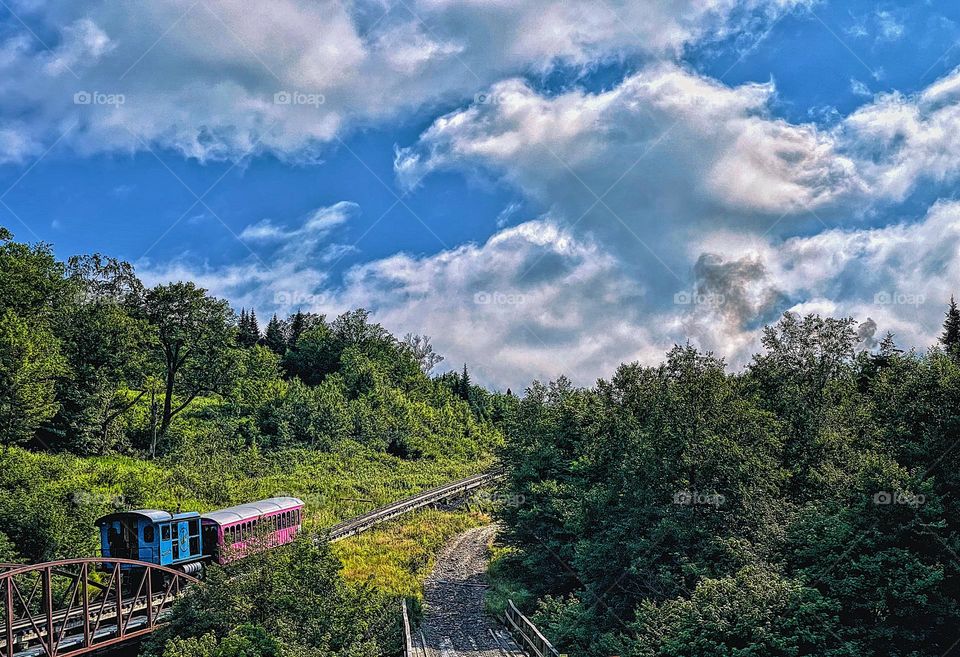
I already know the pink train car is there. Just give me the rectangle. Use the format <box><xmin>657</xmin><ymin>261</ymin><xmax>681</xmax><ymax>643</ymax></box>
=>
<box><xmin>200</xmin><ymin>497</ymin><xmax>304</xmax><ymax>564</ymax></box>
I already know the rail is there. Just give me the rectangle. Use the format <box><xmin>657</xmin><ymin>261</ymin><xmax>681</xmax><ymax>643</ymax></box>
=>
<box><xmin>327</xmin><ymin>471</ymin><xmax>499</xmax><ymax>542</ymax></box>
<box><xmin>504</xmin><ymin>600</ymin><xmax>560</xmax><ymax>657</ymax></box>
<box><xmin>2</xmin><ymin>471</ymin><xmax>500</xmax><ymax>657</ymax></box>
<box><xmin>401</xmin><ymin>600</ymin><xmax>413</xmax><ymax>657</ymax></box>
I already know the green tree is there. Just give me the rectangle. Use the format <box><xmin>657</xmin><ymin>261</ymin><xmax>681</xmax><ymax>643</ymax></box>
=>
<box><xmin>146</xmin><ymin>536</ymin><xmax>391</xmax><ymax>657</ymax></box>
<box><xmin>459</xmin><ymin>363</ymin><xmax>471</xmax><ymax>401</ymax></box>
<box><xmin>0</xmin><ymin>310</ymin><xmax>69</xmax><ymax>447</ymax></box>
<box><xmin>263</xmin><ymin>314</ymin><xmax>287</xmax><ymax>355</ymax></box>
<box><xmin>0</xmin><ymin>229</ymin><xmax>69</xmax><ymax>321</ymax></box>
<box><xmin>942</xmin><ymin>296</ymin><xmax>960</xmax><ymax>352</ymax></box>
<box><xmin>140</xmin><ymin>283</ymin><xmax>238</xmax><ymax>443</ymax></box>
<box><xmin>237</xmin><ymin>309</ymin><xmax>261</xmax><ymax>348</ymax></box>
<box><xmin>629</xmin><ymin>566</ymin><xmax>841</xmax><ymax>657</ymax></box>
<box><xmin>285</xmin><ymin>310</ymin><xmax>322</xmax><ymax>350</ymax></box>
<box><xmin>43</xmin><ymin>255</ymin><xmax>152</xmax><ymax>452</ymax></box>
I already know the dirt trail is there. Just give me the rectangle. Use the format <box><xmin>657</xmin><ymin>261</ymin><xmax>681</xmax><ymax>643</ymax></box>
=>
<box><xmin>413</xmin><ymin>525</ymin><xmax>526</xmax><ymax>657</ymax></box>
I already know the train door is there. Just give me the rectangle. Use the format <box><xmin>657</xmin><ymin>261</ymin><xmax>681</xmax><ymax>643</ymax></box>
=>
<box><xmin>176</xmin><ymin>519</ymin><xmax>190</xmax><ymax>560</ymax></box>
<box><xmin>159</xmin><ymin>522</ymin><xmax>173</xmax><ymax>565</ymax></box>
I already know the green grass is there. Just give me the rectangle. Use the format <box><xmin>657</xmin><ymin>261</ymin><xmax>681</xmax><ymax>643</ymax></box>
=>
<box><xmin>485</xmin><ymin>544</ymin><xmax>536</xmax><ymax>617</ymax></box>
<box><xmin>0</xmin><ymin>443</ymin><xmax>494</xmax><ymax>562</ymax></box>
<box><xmin>332</xmin><ymin>508</ymin><xmax>490</xmax><ymax>601</ymax></box>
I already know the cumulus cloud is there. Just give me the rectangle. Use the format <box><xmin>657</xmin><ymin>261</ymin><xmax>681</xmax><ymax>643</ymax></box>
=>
<box><xmin>383</xmin><ymin>63</ymin><xmax>960</xmax><ymax>375</ymax></box>
<box><xmin>138</xmin><ymin>196</ymin><xmax>960</xmax><ymax>387</ymax></box>
<box><xmin>397</xmin><ymin>65</ymin><xmax>862</xmax><ymax>224</ymax></box>
<box><xmin>141</xmin><ymin>207</ymin><xmax>674</xmax><ymax>388</ymax></box>
<box><xmin>686</xmin><ymin>201</ymin><xmax>960</xmax><ymax>363</ymax></box>
<box><xmin>842</xmin><ymin>67</ymin><xmax>960</xmax><ymax>201</ymax></box>
<box><xmin>0</xmin><ymin>0</ymin><xmax>809</xmax><ymax>163</ymax></box>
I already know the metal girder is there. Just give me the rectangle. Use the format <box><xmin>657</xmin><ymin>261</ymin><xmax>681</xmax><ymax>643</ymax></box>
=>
<box><xmin>0</xmin><ymin>559</ymin><xmax>199</xmax><ymax>657</ymax></box>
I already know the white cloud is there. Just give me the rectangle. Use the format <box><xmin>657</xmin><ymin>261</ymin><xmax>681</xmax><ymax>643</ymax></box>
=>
<box><xmin>239</xmin><ymin>202</ymin><xmax>356</xmax><ymax>241</ymax></box>
<box><xmin>141</xmin><ymin>207</ymin><xmax>672</xmax><ymax>388</ymax></box>
<box><xmin>842</xmin><ymin>67</ymin><xmax>960</xmax><ymax>201</ymax></box>
<box><xmin>396</xmin><ymin>64</ymin><xmax>863</xmax><ymax>272</ymax></box>
<box><xmin>140</xmin><ymin>201</ymin><xmax>358</xmax><ymax>315</ymax></box>
<box><xmin>138</xmin><ymin>197</ymin><xmax>960</xmax><ymax>387</ymax></box>
<box><xmin>0</xmin><ymin>0</ymin><xmax>809</xmax><ymax>163</ymax></box>
<box><xmin>685</xmin><ymin>201</ymin><xmax>960</xmax><ymax>363</ymax></box>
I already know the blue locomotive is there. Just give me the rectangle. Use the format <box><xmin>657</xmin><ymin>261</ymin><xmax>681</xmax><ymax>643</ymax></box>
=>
<box><xmin>95</xmin><ymin>509</ymin><xmax>205</xmax><ymax>573</ymax></box>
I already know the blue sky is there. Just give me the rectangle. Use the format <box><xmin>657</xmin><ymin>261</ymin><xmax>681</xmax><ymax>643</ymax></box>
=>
<box><xmin>2</xmin><ymin>0</ymin><xmax>960</xmax><ymax>388</ymax></box>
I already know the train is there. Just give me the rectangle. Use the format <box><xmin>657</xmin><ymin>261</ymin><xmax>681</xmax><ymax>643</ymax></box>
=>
<box><xmin>94</xmin><ymin>497</ymin><xmax>305</xmax><ymax>574</ymax></box>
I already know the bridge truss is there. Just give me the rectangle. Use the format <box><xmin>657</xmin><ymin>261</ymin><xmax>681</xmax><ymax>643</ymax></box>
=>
<box><xmin>0</xmin><ymin>559</ymin><xmax>198</xmax><ymax>657</ymax></box>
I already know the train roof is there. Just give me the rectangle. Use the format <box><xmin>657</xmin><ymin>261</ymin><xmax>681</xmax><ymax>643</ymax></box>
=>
<box><xmin>95</xmin><ymin>509</ymin><xmax>200</xmax><ymax>525</ymax></box>
<box><xmin>201</xmin><ymin>497</ymin><xmax>304</xmax><ymax>526</ymax></box>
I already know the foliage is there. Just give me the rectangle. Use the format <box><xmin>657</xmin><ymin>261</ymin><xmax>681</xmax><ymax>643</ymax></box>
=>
<box><xmin>0</xmin><ymin>442</ymin><xmax>493</xmax><ymax>563</ymax></box>
<box><xmin>0</xmin><ymin>228</ymin><xmax>502</xmax><ymax>462</ymax></box>
<box><xmin>942</xmin><ymin>296</ymin><xmax>960</xmax><ymax>352</ymax></box>
<box><xmin>146</xmin><ymin>537</ymin><xmax>393</xmax><ymax>657</ymax></box>
<box><xmin>0</xmin><ymin>310</ymin><xmax>69</xmax><ymax>446</ymax></box>
<box><xmin>497</xmin><ymin>311</ymin><xmax>960</xmax><ymax>657</ymax></box>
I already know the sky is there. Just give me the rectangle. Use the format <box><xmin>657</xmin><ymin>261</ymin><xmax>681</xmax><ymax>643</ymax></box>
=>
<box><xmin>2</xmin><ymin>0</ymin><xmax>960</xmax><ymax>390</ymax></box>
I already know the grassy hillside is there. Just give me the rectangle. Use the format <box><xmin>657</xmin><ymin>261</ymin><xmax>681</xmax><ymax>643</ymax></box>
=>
<box><xmin>0</xmin><ymin>442</ymin><xmax>494</xmax><ymax>564</ymax></box>
<box><xmin>333</xmin><ymin>508</ymin><xmax>490</xmax><ymax>601</ymax></box>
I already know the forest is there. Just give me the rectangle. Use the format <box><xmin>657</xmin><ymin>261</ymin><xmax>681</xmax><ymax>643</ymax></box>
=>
<box><xmin>0</xmin><ymin>227</ymin><xmax>508</xmax><ymax>656</ymax></box>
<box><xmin>495</xmin><ymin>310</ymin><xmax>960</xmax><ymax>656</ymax></box>
<box><xmin>7</xmin><ymin>223</ymin><xmax>960</xmax><ymax>657</ymax></box>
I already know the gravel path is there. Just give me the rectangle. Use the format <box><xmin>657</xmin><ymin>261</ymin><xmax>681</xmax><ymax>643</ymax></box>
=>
<box><xmin>414</xmin><ymin>525</ymin><xmax>526</xmax><ymax>657</ymax></box>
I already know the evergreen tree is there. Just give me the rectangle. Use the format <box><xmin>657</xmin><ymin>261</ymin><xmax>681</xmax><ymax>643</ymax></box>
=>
<box><xmin>237</xmin><ymin>309</ymin><xmax>261</xmax><ymax>348</ymax></box>
<box><xmin>238</xmin><ymin>309</ymin><xmax>248</xmax><ymax>346</ymax></box>
<box><xmin>264</xmin><ymin>314</ymin><xmax>287</xmax><ymax>355</ymax></box>
<box><xmin>942</xmin><ymin>296</ymin><xmax>960</xmax><ymax>351</ymax></box>
<box><xmin>288</xmin><ymin>311</ymin><xmax>306</xmax><ymax>350</ymax></box>
<box><xmin>459</xmin><ymin>363</ymin><xmax>471</xmax><ymax>401</ymax></box>
<box><xmin>248</xmin><ymin>309</ymin><xmax>261</xmax><ymax>345</ymax></box>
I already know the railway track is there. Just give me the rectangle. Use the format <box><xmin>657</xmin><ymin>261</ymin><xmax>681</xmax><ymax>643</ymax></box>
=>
<box><xmin>412</xmin><ymin>525</ymin><xmax>527</xmax><ymax>657</ymax></box>
<box><xmin>2</xmin><ymin>471</ymin><xmax>501</xmax><ymax>657</ymax></box>
<box><xmin>327</xmin><ymin>471</ymin><xmax>500</xmax><ymax>542</ymax></box>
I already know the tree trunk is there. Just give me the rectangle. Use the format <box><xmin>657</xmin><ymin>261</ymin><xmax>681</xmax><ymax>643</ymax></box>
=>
<box><xmin>159</xmin><ymin>365</ymin><xmax>176</xmax><ymax>439</ymax></box>
<box><xmin>149</xmin><ymin>388</ymin><xmax>159</xmax><ymax>458</ymax></box>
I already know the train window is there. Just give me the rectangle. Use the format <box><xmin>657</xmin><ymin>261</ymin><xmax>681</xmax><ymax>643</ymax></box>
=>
<box><xmin>189</xmin><ymin>519</ymin><xmax>199</xmax><ymax>536</ymax></box>
<box><xmin>161</xmin><ymin>524</ymin><xmax>171</xmax><ymax>541</ymax></box>
<box><xmin>144</xmin><ymin>524</ymin><xmax>155</xmax><ymax>543</ymax></box>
